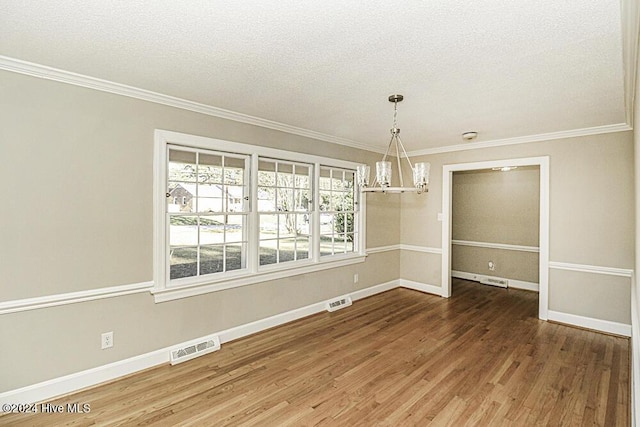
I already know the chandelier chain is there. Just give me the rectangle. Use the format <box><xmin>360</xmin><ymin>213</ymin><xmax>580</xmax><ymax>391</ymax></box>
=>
<box><xmin>393</xmin><ymin>100</ymin><xmax>399</xmax><ymax>130</ymax></box>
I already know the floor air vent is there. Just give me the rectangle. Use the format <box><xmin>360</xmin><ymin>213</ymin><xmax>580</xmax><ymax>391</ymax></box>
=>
<box><xmin>170</xmin><ymin>335</ymin><xmax>221</xmax><ymax>365</ymax></box>
<box><xmin>326</xmin><ymin>295</ymin><xmax>352</xmax><ymax>312</ymax></box>
<box><xmin>480</xmin><ymin>277</ymin><xmax>509</xmax><ymax>288</ymax></box>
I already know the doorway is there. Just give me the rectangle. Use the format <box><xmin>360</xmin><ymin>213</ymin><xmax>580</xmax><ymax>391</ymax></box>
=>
<box><xmin>441</xmin><ymin>157</ymin><xmax>549</xmax><ymax>320</ymax></box>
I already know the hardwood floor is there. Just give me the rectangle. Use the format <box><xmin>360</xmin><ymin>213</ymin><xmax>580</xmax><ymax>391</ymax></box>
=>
<box><xmin>1</xmin><ymin>279</ymin><xmax>630</xmax><ymax>426</ymax></box>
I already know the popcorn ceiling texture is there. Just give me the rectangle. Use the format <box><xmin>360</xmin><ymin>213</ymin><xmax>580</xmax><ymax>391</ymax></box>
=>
<box><xmin>0</xmin><ymin>0</ymin><xmax>626</xmax><ymax>151</ymax></box>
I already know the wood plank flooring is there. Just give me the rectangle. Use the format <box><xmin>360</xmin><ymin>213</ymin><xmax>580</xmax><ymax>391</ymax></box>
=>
<box><xmin>1</xmin><ymin>279</ymin><xmax>630</xmax><ymax>426</ymax></box>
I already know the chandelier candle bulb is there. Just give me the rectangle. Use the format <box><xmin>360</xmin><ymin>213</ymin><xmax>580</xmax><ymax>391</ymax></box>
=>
<box><xmin>413</xmin><ymin>162</ymin><xmax>430</xmax><ymax>189</ymax></box>
<box><xmin>376</xmin><ymin>161</ymin><xmax>392</xmax><ymax>187</ymax></box>
<box><xmin>356</xmin><ymin>164</ymin><xmax>370</xmax><ymax>187</ymax></box>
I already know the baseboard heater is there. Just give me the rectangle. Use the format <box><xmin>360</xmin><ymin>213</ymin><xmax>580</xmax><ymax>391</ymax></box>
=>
<box><xmin>170</xmin><ymin>334</ymin><xmax>221</xmax><ymax>365</ymax></box>
<box><xmin>479</xmin><ymin>276</ymin><xmax>509</xmax><ymax>288</ymax></box>
<box><xmin>326</xmin><ymin>295</ymin><xmax>352</xmax><ymax>312</ymax></box>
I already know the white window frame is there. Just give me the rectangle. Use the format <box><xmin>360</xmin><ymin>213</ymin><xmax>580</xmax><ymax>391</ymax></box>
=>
<box><xmin>166</xmin><ymin>145</ymin><xmax>251</xmax><ymax>284</ymax></box>
<box><xmin>256</xmin><ymin>157</ymin><xmax>314</xmax><ymax>269</ymax></box>
<box><xmin>153</xmin><ymin>129</ymin><xmax>366</xmax><ymax>303</ymax></box>
<box><xmin>318</xmin><ymin>165</ymin><xmax>359</xmax><ymax>257</ymax></box>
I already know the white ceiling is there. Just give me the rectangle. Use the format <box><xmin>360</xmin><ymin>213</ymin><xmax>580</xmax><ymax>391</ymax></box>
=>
<box><xmin>0</xmin><ymin>1</ymin><xmax>631</xmax><ymax>153</ymax></box>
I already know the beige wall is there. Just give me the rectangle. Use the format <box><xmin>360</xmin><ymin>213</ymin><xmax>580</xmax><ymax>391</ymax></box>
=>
<box><xmin>0</xmin><ymin>70</ymin><xmax>400</xmax><ymax>391</ymax></box>
<box><xmin>364</xmin><ymin>193</ymin><xmax>401</xmax><ymax>248</ymax></box>
<box><xmin>549</xmin><ymin>269</ymin><xmax>630</xmax><ymax>324</ymax></box>
<box><xmin>401</xmin><ymin>131</ymin><xmax>634</xmax><ymax>324</ymax></box>
<box><xmin>452</xmin><ymin>167</ymin><xmax>540</xmax><ymax>245</ymax></box>
<box><xmin>451</xmin><ymin>167</ymin><xmax>539</xmax><ymax>283</ymax></box>
<box><xmin>0</xmin><ymin>66</ymin><xmax>635</xmax><ymax>394</ymax></box>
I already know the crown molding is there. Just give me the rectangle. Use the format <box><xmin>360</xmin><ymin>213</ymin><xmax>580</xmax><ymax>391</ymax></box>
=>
<box><xmin>406</xmin><ymin>123</ymin><xmax>633</xmax><ymax>157</ymax></box>
<box><xmin>0</xmin><ymin>55</ymin><xmax>632</xmax><ymax>158</ymax></box>
<box><xmin>0</xmin><ymin>55</ymin><xmax>385</xmax><ymax>154</ymax></box>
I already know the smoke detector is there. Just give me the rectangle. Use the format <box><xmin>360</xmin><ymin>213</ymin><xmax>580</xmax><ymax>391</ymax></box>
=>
<box><xmin>462</xmin><ymin>131</ymin><xmax>478</xmax><ymax>140</ymax></box>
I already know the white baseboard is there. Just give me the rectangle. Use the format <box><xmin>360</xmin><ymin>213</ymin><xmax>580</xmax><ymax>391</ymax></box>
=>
<box><xmin>547</xmin><ymin>310</ymin><xmax>632</xmax><ymax>337</ymax></box>
<box><xmin>451</xmin><ymin>270</ymin><xmax>539</xmax><ymax>292</ymax></box>
<box><xmin>217</xmin><ymin>280</ymin><xmax>400</xmax><ymax>345</ymax></box>
<box><xmin>0</xmin><ymin>280</ymin><xmax>400</xmax><ymax>406</ymax></box>
<box><xmin>399</xmin><ymin>279</ymin><xmax>444</xmax><ymax>296</ymax></box>
<box><xmin>216</xmin><ymin>300</ymin><xmax>327</xmax><ymax>345</ymax></box>
<box><xmin>0</xmin><ymin>347</ymin><xmax>170</xmax><ymax>407</ymax></box>
<box><xmin>352</xmin><ymin>280</ymin><xmax>400</xmax><ymax>301</ymax></box>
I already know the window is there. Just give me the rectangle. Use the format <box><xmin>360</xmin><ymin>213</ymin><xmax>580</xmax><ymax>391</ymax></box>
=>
<box><xmin>319</xmin><ymin>167</ymin><xmax>357</xmax><ymax>256</ymax></box>
<box><xmin>258</xmin><ymin>159</ymin><xmax>312</xmax><ymax>266</ymax></box>
<box><xmin>167</xmin><ymin>148</ymin><xmax>249</xmax><ymax>281</ymax></box>
<box><xmin>154</xmin><ymin>130</ymin><xmax>366</xmax><ymax>302</ymax></box>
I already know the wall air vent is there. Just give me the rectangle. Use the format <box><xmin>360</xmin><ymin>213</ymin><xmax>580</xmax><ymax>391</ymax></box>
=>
<box><xmin>326</xmin><ymin>295</ymin><xmax>353</xmax><ymax>312</ymax></box>
<box><xmin>480</xmin><ymin>277</ymin><xmax>509</xmax><ymax>288</ymax></box>
<box><xmin>170</xmin><ymin>335</ymin><xmax>221</xmax><ymax>365</ymax></box>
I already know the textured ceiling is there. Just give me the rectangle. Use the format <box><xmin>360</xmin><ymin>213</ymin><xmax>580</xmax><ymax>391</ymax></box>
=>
<box><xmin>0</xmin><ymin>1</ymin><xmax>628</xmax><ymax>152</ymax></box>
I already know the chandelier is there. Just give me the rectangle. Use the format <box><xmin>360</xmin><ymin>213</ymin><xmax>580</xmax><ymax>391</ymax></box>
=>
<box><xmin>356</xmin><ymin>94</ymin><xmax>430</xmax><ymax>194</ymax></box>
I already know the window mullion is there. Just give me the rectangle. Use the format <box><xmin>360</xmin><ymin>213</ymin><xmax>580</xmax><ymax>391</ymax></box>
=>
<box><xmin>312</xmin><ymin>162</ymin><xmax>321</xmax><ymax>262</ymax></box>
<box><xmin>356</xmin><ymin>175</ymin><xmax>365</xmax><ymax>255</ymax></box>
<box><xmin>195</xmin><ymin>152</ymin><xmax>201</xmax><ymax>276</ymax></box>
<box><xmin>249</xmin><ymin>154</ymin><xmax>259</xmax><ymax>274</ymax></box>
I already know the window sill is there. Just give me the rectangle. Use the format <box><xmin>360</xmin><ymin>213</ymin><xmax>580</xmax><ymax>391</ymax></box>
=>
<box><xmin>151</xmin><ymin>254</ymin><xmax>367</xmax><ymax>303</ymax></box>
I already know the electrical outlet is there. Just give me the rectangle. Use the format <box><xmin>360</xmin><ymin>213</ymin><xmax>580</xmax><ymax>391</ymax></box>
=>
<box><xmin>488</xmin><ymin>261</ymin><xmax>495</xmax><ymax>271</ymax></box>
<box><xmin>354</xmin><ymin>273</ymin><xmax>359</xmax><ymax>284</ymax></box>
<box><xmin>101</xmin><ymin>332</ymin><xmax>113</xmax><ymax>349</ymax></box>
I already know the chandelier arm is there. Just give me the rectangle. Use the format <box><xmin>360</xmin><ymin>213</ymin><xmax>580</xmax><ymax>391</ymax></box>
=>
<box><xmin>381</xmin><ymin>133</ymin><xmax>395</xmax><ymax>162</ymax></box>
<box><xmin>396</xmin><ymin>135</ymin><xmax>414</xmax><ymax>170</ymax></box>
<box><xmin>394</xmin><ymin>135</ymin><xmax>404</xmax><ymax>187</ymax></box>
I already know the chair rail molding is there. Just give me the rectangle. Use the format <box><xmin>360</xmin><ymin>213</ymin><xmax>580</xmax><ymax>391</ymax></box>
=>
<box><xmin>452</xmin><ymin>240</ymin><xmax>539</xmax><ymax>253</ymax></box>
<box><xmin>0</xmin><ymin>281</ymin><xmax>154</xmax><ymax>315</ymax></box>
<box><xmin>548</xmin><ymin>261</ymin><xmax>634</xmax><ymax>278</ymax></box>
